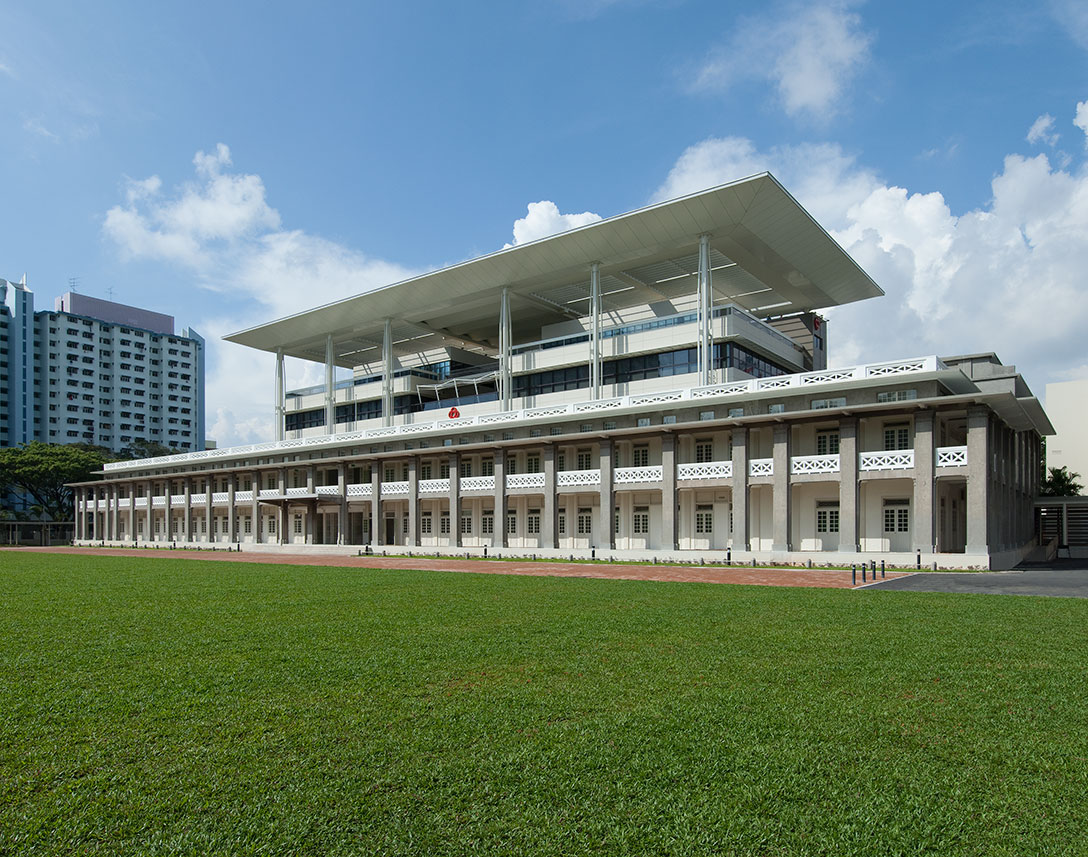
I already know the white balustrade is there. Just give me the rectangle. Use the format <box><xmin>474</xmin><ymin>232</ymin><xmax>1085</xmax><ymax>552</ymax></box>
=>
<box><xmin>189</xmin><ymin>494</ymin><xmax>206</xmax><ymax>505</ymax></box>
<box><xmin>460</xmin><ymin>475</ymin><xmax>496</xmax><ymax>492</ymax></box>
<box><xmin>170</xmin><ymin>494</ymin><xmax>186</xmax><ymax>505</ymax></box>
<box><xmin>748</xmin><ymin>458</ymin><xmax>774</xmax><ymax>477</ymax></box>
<box><xmin>418</xmin><ymin>479</ymin><xmax>450</xmax><ymax>494</ymax></box>
<box><xmin>152</xmin><ymin>496</ymin><xmax>166</xmax><ymax>508</ymax></box>
<box><xmin>859</xmin><ymin>450</ymin><xmax>915</xmax><ymax>471</ymax></box>
<box><xmin>314</xmin><ymin>485</ymin><xmax>340</xmax><ymax>496</ymax></box>
<box><xmin>506</xmin><ymin>473</ymin><xmax>545</xmax><ymax>489</ymax></box>
<box><xmin>790</xmin><ymin>454</ymin><xmax>840</xmax><ymax>475</ymax></box>
<box><xmin>212</xmin><ymin>492</ymin><xmax>229</xmax><ymax>504</ymax></box>
<box><xmin>234</xmin><ymin>490</ymin><xmax>254</xmax><ymax>503</ymax></box>
<box><xmin>613</xmin><ymin>465</ymin><xmax>663</xmax><ymax>484</ymax></box>
<box><xmin>556</xmin><ymin>469</ymin><xmax>601</xmax><ymax>487</ymax></box>
<box><xmin>381</xmin><ymin>481</ymin><xmax>410</xmax><ymax>496</ymax></box>
<box><xmin>257</xmin><ymin>489</ymin><xmax>282</xmax><ymax>500</ymax></box>
<box><xmin>346</xmin><ymin>483</ymin><xmax>373</xmax><ymax>497</ymax></box>
<box><xmin>936</xmin><ymin>446</ymin><xmax>968</xmax><ymax>467</ymax></box>
<box><xmin>102</xmin><ymin>355</ymin><xmax>950</xmax><ymax>473</ymax></box>
<box><xmin>677</xmin><ymin>461</ymin><xmax>733</xmax><ymax>480</ymax></box>
<box><xmin>285</xmin><ymin>487</ymin><xmax>309</xmax><ymax>497</ymax></box>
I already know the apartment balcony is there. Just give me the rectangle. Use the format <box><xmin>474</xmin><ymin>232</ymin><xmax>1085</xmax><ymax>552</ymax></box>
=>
<box><xmin>460</xmin><ymin>476</ymin><xmax>496</xmax><ymax>492</ymax></box>
<box><xmin>859</xmin><ymin>451</ymin><xmax>914</xmax><ymax>471</ymax></box>
<box><xmin>556</xmin><ymin>469</ymin><xmax>601</xmax><ymax>487</ymax></box>
<box><xmin>790</xmin><ymin>454</ymin><xmax>840</xmax><ymax>475</ymax></box>
<box><xmin>315</xmin><ymin>485</ymin><xmax>341</xmax><ymax>497</ymax></box>
<box><xmin>419</xmin><ymin>479</ymin><xmax>450</xmax><ymax>494</ymax></box>
<box><xmin>235</xmin><ymin>490</ymin><xmax>254</xmax><ymax>503</ymax></box>
<box><xmin>677</xmin><ymin>461</ymin><xmax>733</xmax><ymax>481</ymax></box>
<box><xmin>749</xmin><ymin>458</ymin><xmax>774</xmax><ymax>477</ymax></box>
<box><xmin>614</xmin><ymin>465</ymin><xmax>663</xmax><ymax>485</ymax></box>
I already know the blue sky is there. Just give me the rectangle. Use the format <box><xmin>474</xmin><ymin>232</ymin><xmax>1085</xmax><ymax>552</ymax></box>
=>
<box><xmin>2</xmin><ymin>0</ymin><xmax>1087</xmax><ymax>445</ymax></box>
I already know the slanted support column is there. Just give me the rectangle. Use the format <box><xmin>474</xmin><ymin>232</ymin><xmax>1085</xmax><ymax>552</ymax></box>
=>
<box><xmin>697</xmin><ymin>233</ymin><xmax>713</xmax><ymax>387</ymax></box>
<box><xmin>449</xmin><ymin>453</ymin><xmax>461</xmax><ymax>548</ymax></box>
<box><xmin>325</xmin><ymin>334</ymin><xmax>336</xmax><ymax>436</ymax></box>
<box><xmin>731</xmin><ymin>428</ymin><xmax>749</xmax><ymax>551</ymax></box>
<box><xmin>966</xmin><ymin>406</ymin><xmax>990</xmax><ymax>555</ymax></box>
<box><xmin>542</xmin><ymin>446</ymin><xmax>557</xmax><ymax>550</ymax></box>
<box><xmin>661</xmin><ymin>434</ymin><xmax>678</xmax><ymax>550</ymax></box>
<box><xmin>494</xmin><ymin>449</ymin><xmax>507</xmax><ymax>548</ymax></box>
<box><xmin>590</xmin><ymin>262</ymin><xmax>602</xmax><ymax>400</ymax></box>
<box><xmin>371</xmin><ymin>463</ymin><xmax>382</xmax><ymax>546</ymax></box>
<box><xmin>407</xmin><ymin>458</ymin><xmax>419</xmax><ymax>547</ymax></box>
<box><xmin>772</xmin><ymin>424</ymin><xmax>791</xmax><ymax>552</ymax></box>
<box><xmin>275</xmin><ymin>348</ymin><xmax>285</xmax><ymax>442</ymax></box>
<box><xmin>913</xmin><ymin>411</ymin><xmax>935</xmax><ymax>553</ymax></box>
<box><xmin>338</xmin><ymin>464</ymin><xmax>348</xmax><ymax>545</ymax></box>
<box><xmin>838</xmin><ymin>419</ymin><xmax>859</xmax><ymax>552</ymax></box>
<box><xmin>597</xmin><ymin>439</ymin><xmax>614</xmax><ymax>550</ymax></box>
<box><xmin>382</xmin><ymin>319</ymin><xmax>394</xmax><ymax>428</ymax></box>
<box><xmin>499</xmin><ymin>288</ymin><xmax>513</xmax><ymax>411</ymax></box>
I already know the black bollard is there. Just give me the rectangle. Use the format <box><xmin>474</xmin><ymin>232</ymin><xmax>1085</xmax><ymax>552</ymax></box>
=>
<box><xmin>881</xmin><ymin>560</ymin><xmax>885</xmax><ymax>579</ymax></box>
<box><xmin>862</xmin><ymin>563</ymin><xmax>866</xmax><ymax>583</ymax></box>
<box><xmin>852</xmin><ymin>564</ymin><xmax>856</xmax><ymax>586</ymax></box>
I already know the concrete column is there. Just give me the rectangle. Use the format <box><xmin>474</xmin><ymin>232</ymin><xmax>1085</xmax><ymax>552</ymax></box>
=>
<box><xmin>145</xmin><ymin>479</ymin><xmax>154</xmax><ymax>542</ymax></box>
<box><xmin>772</xmin><ymin>425</ymin><xmax>791</xmax><ymax>552</ymax></box>
<box><xmin>697</xmin><ymin>233</ymin><xmax>713</xmax><ymax>386</ymax></box>
<box><xmin>128</xmin><ymin>481</ymin><xmax>137</xmax><ymax>543</ymax></box>
<box><xmin>371</xmin><ymin>463</ymin><xmax>382</xmax><ymax>546</ymax></box>
<box><xmin>597</xmin><ymin>440</ymin><xmax>614</xmax><ymax>550</ymax></box>
<box><xmin>838</xmin><ymin>419</ymin><xmax>858</xmax><ymax>553</ymax></box>
<box><xmin>251</xmin><ymin>471</ymin><xmax>260</xmax><ymax>544</ymax></box>
<box><xmin>278</xmin><ymin>468</ymin><xmax>288</xmax><ymax>545</ymax></box>
<box><xmin>590</xmin><ymin>262</ymin><xmax>601</xmax><ymax>400</ymax></box>
<box><xmin>110</xmin><ymin>485</ymin><xmax>120</xmax><ymax>541</ymax></box>
<box><xmin>493</xmin><ymin>448</ymin><xmax>507</xmax><ymax>548</ymax></box>
<box><xmin>542</xmin><ymin>445</ymin><xmax>557</xmax><ymax>549</ymax></box>
<box><xmin>661</xmin><ymin>433</ymin><xmax>678</xmax><ymax>550</ymax></box>
<box><xmin>499</xmin><ymin>287</ymin><xmax>512</xmax><ymax>411</ymax></box>
<box><xmin>407</xmin><ymin>458</ymin><xmax>419</xmax><ymax>547</ymax></box>
<box><xmin>227</xmin><ymin>474</ymin><xmax>237</xmax><ymax>543</ymax></box>
<box><xmin>913</xmin><ymin>411</ymin><xmax>935</xmax><ymax>553</ymax></box>
<box><xmin>205</xmin><ymin>477</ymin><xmax>214</xmax><ymax>544</ymax></box>
<box><xmin>966</xmin><ymin>405</ymin><xmax>990</xmax><ymax>554</ymax></box>
<box><xmin>382</xmin><ymin>319</ymin><xmax>394</xmax><ymax>428</ymax></box>
<box><xmin>449</xmin><ymin>452</ymin><xmax>461</xmax><ymax>548</ymax></box>
<box><xmin>325</xmin><ymin>334</ymin><xmax>335</xmax><ymax>436</ymax></box>
<box><xmin>731</xmin><ymin>428</ymin><xmax>750</xmax><ymax>551</ymax></box>
<box><xmin>338</xmin><ymin>463</ymin><xmax>348</xmax><ymax>545</ymax></box>
<box><xmin>183</xmin><ymin>478</ymin><xmax>192</xmax><ymax>543</ymax></box>
<box><xmin>75</xmin><ymin>488</ymin><xmax>83</xmax><ymax>541</ymax></box>
<box><xmin>275</xmin><ymin>348</ymin><xmax>285</xmax><ymax>442</ymax></box>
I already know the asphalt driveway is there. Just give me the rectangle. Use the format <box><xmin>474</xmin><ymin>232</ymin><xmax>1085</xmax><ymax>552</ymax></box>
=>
<box><xmin>868</xmin><ymin>560</ymin><xmax>1088</xmax><ymax>598</ymax></box>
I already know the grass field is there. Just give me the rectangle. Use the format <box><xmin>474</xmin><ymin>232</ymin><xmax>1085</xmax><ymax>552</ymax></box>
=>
<box><xmin>1</xmin><ymin>552</ymin><xmax>1086</xmax><ymax>856</ymax></box>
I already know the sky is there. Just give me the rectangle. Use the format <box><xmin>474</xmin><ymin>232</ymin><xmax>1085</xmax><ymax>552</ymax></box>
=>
<box><xmin>2</xmin><ymin>0</ymin><xmax>1087</xmax><ymax>447</ymax></box>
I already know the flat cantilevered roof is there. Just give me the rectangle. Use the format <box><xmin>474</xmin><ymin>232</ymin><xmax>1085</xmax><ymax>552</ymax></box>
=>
<box><xmin>225</xmin><ymin>173</ymin><xmax>884</xmax><ymax>368</ymax></box>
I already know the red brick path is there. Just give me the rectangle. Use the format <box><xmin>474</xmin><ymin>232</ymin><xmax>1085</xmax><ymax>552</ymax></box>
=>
<box><xmin>6</xmin><ymin>546</ymin><xmax>914</xmax><ymax>589</ymax></box>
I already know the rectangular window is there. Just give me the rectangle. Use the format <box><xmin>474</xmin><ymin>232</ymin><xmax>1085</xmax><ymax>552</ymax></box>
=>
<box><xmin>403</xmin><ymin>517</ymin><xmax>409</xmax><ymax>534</ymax></box>
<box><xmin>527</xmin><ymin>509</ymin><xmax>541</xmax><ymax>535</ymax></box>
<box><xmin>293</xmin><ymin>514</ymin><xmax>303</xmax><ymax>535</ymax></box>
<box><xmin>727</xmin><ymin>407</ymin><xmax>744</xmax><ymax>418</ymax></box>
<box><xmin>637</xmin><ymin>417</ymin><xmax>650</xmax><ymax>428</ymax></box>
<box><xmin>420</xmin><ymin>463</ymin><xmax>432</xmax><ymax>480</ymax></box>
<box><xmin>268</xmin><ymin>517</ymin><xmax>276</xmax><ymax>534</ymax></box>
<box><xmin>440</xmin><ymin>462</ymin><xmax>450</xmax><ymax>478</ymax></box>
<box><xmin>460</xmin><ymin>514</ymin><xmax>472</xmax><ymax>535</ymax></box>
<box><xmin>526</xmin><ymin>455</ymin><xmax>540</xmax><ymax>474</ymax></box>
<box><xmin>507</xmin><ymin>512</ymin><xmax>517</xmax><ymax>535</ymax></box>
<box><xmin>460</xmin><ymin>460</ymin><xmax>472</xmax><ymax>478</ymax></box>
<box><xmin>244</xmin><ymin>518</ymin><xmax>252</xmax><ymax>535</ymax></box>
<box><xmin>695</xmin><ymin>440</ymin><xmax>714</xmax><ymax>463</ymax></box>
<box><xmin>768</xmin><ymin>403</ymin><xmax>785</xmax><ymax>415</ymax></box>
<box><xmin>816</xmin><ymin>431</ymin><xmax>840</xmax><ymax>455</ymax></box>
<box><xmin>481</xmin><ymin>513</ymin><xmax>494</xmax><ymax>535</ymax></box>
<box><xmin>884</xmin><ymin>423</ymin><xmax>910</xmax><ymax>451</ymax></box>
<box><xmin>558</xmin><ymin>513</ymin><xmax>566</xmax><ymax>535</ymax></box>
<box><xmin>883</xmin><ymin>500</ymin><xmax>909</xmax><ymax>533</ymax></box>
<box><xmin>481</xmin><ymin>458</ymin><xmax>494</xmax><ymax>476</ymax></box>
<box><xmin>877</xmin><ymin>389</ymin><xmax>918</xmax><ymax>403</ymax></box>
<box><xmin>812</xmin><ymin>397</ymin><xmax>846</xmax><ymax>410</ymax></box>
<box><xmin>576</xmin><ymin>449</ymin><xmax>592</xmax><ymax>470</ymax></box>
<box><xmin>439</xmin><ymin>513</ymin><xmax>450</xmax><ymax>535</ymax></box>
<box><xmin>695</xmin><ymin>505</ymin><xmax>714</xmax><ymax>535</ymax></box>
<box><xmin>577</xmin><ymin>508</ymin><xmax>592</xmax><ymax>535</ymax></box>
<box><xmin>421</xmin><ymin>513</ymin><xmax>433</xmax><ymax>535</ymax></box>
<box><xmin>816</xmin><ymin>504</ymin><xmax>840</xmax><ymax>534</ymax></box>
<box><xmin>632</xmin><ymin>506</ymin><xmax>649</xmax><ymax>535</ymax></box>
<box><xmin>632</xmin><ymin>446</ymin><xmax>649</xmax><ymax>467</ymax></box>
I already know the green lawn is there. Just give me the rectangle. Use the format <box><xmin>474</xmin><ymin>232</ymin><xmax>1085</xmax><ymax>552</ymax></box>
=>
<box><xmin>1</xmin><ymin>553</ymin><xmax>1085</xmax><ymax>856</ymax></box>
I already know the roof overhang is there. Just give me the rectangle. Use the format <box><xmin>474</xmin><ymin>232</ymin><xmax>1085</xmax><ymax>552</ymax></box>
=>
<box><xmin>225</xmin><ymin>173</ymin><xmax>884</xmax><ymax>367</ymax></box>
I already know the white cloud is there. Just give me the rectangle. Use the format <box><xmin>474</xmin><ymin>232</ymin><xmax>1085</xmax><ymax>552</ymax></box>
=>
<box><xmin>1050</xmin><ymin>0</ymin><xmax>1088</xmax><ymax>49</ymax></box>
<box><xmin>1027</xmin><ymin>113</ymin><xmax>1059</xmax><ymax>146</ymax></box>
<box><xmin>1075</xmin><ymin>100</ymin><xmax>1088</xmax><ymax>145</ymax></box>
<box><xmin>692</xmin><ymin>1</ymin><xmax>872</xmax><ymax>119</ymax></box>
<box><xmin>506</xmin><ymin>200</ymin><xmax>602</xmax><ymax>247</ymax></box>
<box><xmin>22</xmin><ymin>116</ymin><xmax>59</xmax><ymax>142</ymax></box>
<box><xmin>103</xmin><ymin>144</ymin><xmax>419</xmax><ymax>446</ymax></box>
<box><xmin>655</xmin><ymin>122</ymin><xmax>1088</xmax><ymax>392</ymax></box>
<box><xmin>0</xmin><ymin>60</ymin><xmax>13</xmax><ymax>77</ymax></box>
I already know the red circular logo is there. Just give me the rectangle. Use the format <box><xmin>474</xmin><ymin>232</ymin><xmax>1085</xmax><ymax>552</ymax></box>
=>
<box><xmin>448</xmin><ymin>407</ymin><xmax>461</xmax><ymax>419</ymax></box>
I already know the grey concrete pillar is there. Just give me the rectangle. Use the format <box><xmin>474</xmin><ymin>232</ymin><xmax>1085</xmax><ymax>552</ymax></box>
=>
<box><xmin>913</xmin><ymin>411</ymin><xmax>935</xmax><ymax>553</ymax></box>
<box><xmin>75</xmin><ymin>488</ymin><xmax>83</xmax><ymax>540</ymax></box>
<box><xmin>110</xmin><ymin>485</ymin><xmax>120</xmax><ymax>541</ymax></box>
<box><xmin>661</xmin><ymin>433</ymin><xmax>678</xmax><ymax>550</ymax></box>
<box><xmin>183</xmin><ymin>478</ymin><xmax>192</xmax><ymax>543</ymax></box>
<box><xmin>371</xmin><ymin>463</ymin><xmax>382</xmax><ymax>546</ymax></box>
<box><xmin>338</xmin><ymin>463</ymin><xmax>348</xmax><ymax>545</ymax></box>
<box><xmin>598</xmin><ymin>440</ymin><xmax>614</xmax><ymax>550</ymax></box>
<box><xmin>542</xmin><ymin>445</ymin><xmax>557</xmax><ymax>549</ymax></box>
<box><xmin>146</xmin><ymin>480</ymin><xmax>154</xmax><ymax>542</ymax></box>
<box><xmin>449</xmin><ymin>453</ymin><xmax>461</xmax><ymax>548</ymax></box>
<box><xmin>837</xmin><ymin>419</ymin><xmax>858</xmax><ymax>552</ymax></box>
<box><xmin>251</xmin><ymin>471</ymin><xmax>261</xmax><ymax>544</ymax></box>
<box><xmin>494</xmin><ymin>449</ymin><xmax>507</xmax><ymax>548</ymax></box>
<box><xmin>966</xmin><ymin>406</ymin><xmax>989</xmax><ymax>554</ymax></box>
<box><xmin>129</xmin><ymin>481</ymin><xmax>137</xmax><ymax>543</ymax></box>
<box><xmin>227</xmin><ymin>474</ymin><xmax>237</xmax><ymax>543</ymax></box>
<box><xmin>205</xmin><ymin>478</ymin><xmax>214</xmax><ymax>544</ymax></box>
<box><xmin>772</xmin><ymin>424</ymin><xmax>791</xmax><ymax>552</ymax></box>
<box><xmin>732</xmin><ymin>428</ymin><xmax>750</xmax><ymax>551</ymax></box>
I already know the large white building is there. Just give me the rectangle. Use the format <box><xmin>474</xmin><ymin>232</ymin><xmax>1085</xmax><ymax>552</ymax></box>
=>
<box><xmin>74</xmin><ymin>174</ymin><xmax>1051</xmax><ymax>568</ymax></box>
<box><xmin>0</xmin><ymin>281</ymin><xmax>205</xmax><ymax>453</ymax></box>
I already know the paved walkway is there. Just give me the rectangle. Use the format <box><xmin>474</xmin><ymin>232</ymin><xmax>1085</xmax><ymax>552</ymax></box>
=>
<box><xmin>6</xmin><ymin>546</ymin><xmax>915</xmax><ymax>590</ymax></box>
<box><xmin>868</xmin><ymin>562</ymin><xmax>1088</xmax><ymax>598</ymax></box>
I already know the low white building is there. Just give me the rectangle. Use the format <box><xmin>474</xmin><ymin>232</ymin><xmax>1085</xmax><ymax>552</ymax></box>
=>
<box><xmin>73</xmin><ymin>174</ymin><xmax>1052</xmax><ymax>568</ymax></box>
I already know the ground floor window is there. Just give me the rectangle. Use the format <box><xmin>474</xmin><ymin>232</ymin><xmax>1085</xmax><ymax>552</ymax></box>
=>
<box><xmin>440</xmin><ymin>513</ymin><xmax>450</xmax><ymax>535</ymax></box>
<box><xmin>527</xmin><ymin>509</ymin><xmax>540</xmax><ymax>535</ymax></box>
<box><xmin>293</xmin><ymin>514</ymin><xmax>303</xmax><ymax>535</ymax></box>
<box><xmin>633</xmin><ymin>506</ymin><xmax>649</xmax><ymax>535</ymax></box>
<box><xmin>695</xmin><ymin>505</ymin><xmax>714</xmax><ymax>534</ymax></box>
<box><xmin>883</xmin><ymin>500</ymin><xmax>909</xmax><ymax>533</ymax></box>
<box><xmin>421</xmin><ymin>513</ymin><xmax>433</xmax><ymax>534</ymax></box>
<box><xmin>558</xmin><ymin>513</ymin><xmax>566</xmax><ymax>535</ymax></box>
<box><xmin>244</xmin><ymin>517</ymin><xmax>252</xmax><ymax>534</ymax></box>
<box><xmin>460</xmin><ymin>514</ymin><xmax>472</xmax><ymax>535</ymax></box>
<box><xmin>482</xmin><ymin>513</ymin><xmax>494</xmax><ymax>535</ymax></box>
<box><xmin>816</xmin><ymin>503</ymin><xmax>840</xmax><ymax>534</ymax></box>
<box><xmin>577</xmin><ymin>508</ymin><xmax>592</xmax><ymax>535</ymax></box>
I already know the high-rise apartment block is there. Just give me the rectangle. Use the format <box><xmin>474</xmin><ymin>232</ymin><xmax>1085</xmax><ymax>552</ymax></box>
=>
<box><xmin>0</xmin><ymin>279</ymin><xmax>205</xmax><ymax>453</ymax></box>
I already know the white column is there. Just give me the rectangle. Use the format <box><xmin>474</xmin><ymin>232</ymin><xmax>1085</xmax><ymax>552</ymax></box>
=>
<box><xmin>382</xmin><ymin>319</ymin><xmax>394</xmax><ymax>427</ymax></box>
<box><xmin>325</xmin><ymin>334</ymin><xmax>335</xmax><ymax>436</ymax></box>
<box><xmin>697</xmin><ymin>234</ymin><xmax>713</xmax><ymax>386</ymax></box>
<box><xmin>274</xmin><ymin>348</ymin><xmax>285</xmax><ymax>442</ymax></box>
<box><xmin>590</xmin><ymin>262</ymin><xmax>601</xmax><ymax>400</ymax></box>
<box><xmin>499</xmin><ymin>287</ymin><xmax>512</xmax><ymax>411</ymax></box>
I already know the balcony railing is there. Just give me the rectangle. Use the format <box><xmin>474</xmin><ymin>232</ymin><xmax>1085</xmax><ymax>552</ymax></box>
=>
<box><xmin>936</xmin><ymin>446</ymin><xmax>967</xmax><ymax>467</ymax></box>
<box><xmin>104</xmin><ymin>355</ymin><xmax>949</xmax><ymax>472</ymax></box>
<box><xmin>749</xmin><ymin>459</ymin><xmax>773</xmax><ymax>477</ymax></box>
<box><xmin>677</xmin><ymin>461</ymin><xmax>732</xmax><ymax>480</ymax></box>
<box><xmin>461</xmin><ymin>475</ymin><xmax>496</xmax><ymax>492</ymax></box>
<box><xmin>791</xmin><ymin>454</ymin><xmax>840</xmax><ymax>475</ymax></box>
<box><xmin>859</xmin><ymin>451</ymin><xmax>914</xmax><ymax>471</ymax></box>
<box><xmin>557</xmin><ymin>469</ymin><xmax>601</xmax><ymax>487</ymax></box>
<box><xmin>506</xmin><ymin>473</ymin><xmax>545</xmax><ymax>490</ymax></box>
<box><xmin>614</xmin><ymin>465</ymin><xmax>663</xmax><ymax>484</ymax></box>
<box><xmin>346</xmin><ymin>483</ymin><xmax>373</xmax><ymax>497</ymax></box>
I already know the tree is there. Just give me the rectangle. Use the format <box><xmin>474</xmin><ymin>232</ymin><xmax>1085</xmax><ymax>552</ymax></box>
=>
<box><xmin>0</xmin><ymin>442</ymin><xmax>109</xmax><ymax>521</ymax></box>
<box><xmin>121</xmin><ymin>439</ymin><xmax>176</xmax><ymax>460</ymax></box>
<box><xmin>1040</xmin><ymin>465</ymin><xmax>1083</xmax><ymax>497</ymax></box>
